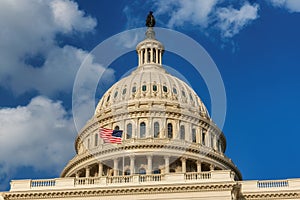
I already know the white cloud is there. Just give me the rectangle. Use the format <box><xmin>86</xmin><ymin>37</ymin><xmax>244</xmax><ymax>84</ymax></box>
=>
<box><xmin>270</xmin><ymin>0</ymin><xmax>300</xmax><ymax>12</ymax></box>
<box><xmin>0</xmin><ymin>96</ymin><xmax>75</xmax><ymax>189</ymax></box>
<box><xmin>216</xmin><ymin>3</ymin><xmax>259</xmax><ymax>38</ymax></box>
<box><xmin>151</xmin><ymin>0</ymin><xmax>259</xmax><ymax>38</ymax></box>
<box><xmin>0</xmin><ymin>0</ymin><xmax>98</xmax><ymax>96</ymax></box>
<box><xmin>154</xmin><ymin>0</ymin><xmax>218</xmax><ymax>28</ymax></box>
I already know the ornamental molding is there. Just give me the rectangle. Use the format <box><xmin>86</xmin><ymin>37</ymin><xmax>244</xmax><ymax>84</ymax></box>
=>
<box><xmin>242</xmin><ymin>192</ymin><xmax>299</xmax><ymax>199</ymax></box>
<box><xmin>4</xmin><ymin>182</ymin><xmax>237</xmax><ymax>199</ymax></box>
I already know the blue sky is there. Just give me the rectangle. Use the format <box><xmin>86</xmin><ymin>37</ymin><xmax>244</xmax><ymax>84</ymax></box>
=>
<box><xmin>0</xmin><ymin>0</ymin><xmax>300</xmax><ymax>191</ymax></box>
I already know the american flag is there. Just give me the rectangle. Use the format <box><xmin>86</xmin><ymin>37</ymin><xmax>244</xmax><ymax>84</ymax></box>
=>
<box><xmin>99</xmin><ymin>128</ymin><xmax>123</xmax><ymax>144</ymax></box>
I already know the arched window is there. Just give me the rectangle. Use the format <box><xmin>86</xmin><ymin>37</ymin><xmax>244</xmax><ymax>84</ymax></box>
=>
<box><xmin>140</xmin><ymin>122</ymin><xmax>146</xmax><ymax>138</ymax></box>
<box><xmin>139</xmin><ymin>168</ymin><xmax>146</xmax><ymax>174</ymax></box>
<box><xmin>94</xmin><ymin>134</ymin><xmax>98</xmax><ymax>146</ymax></box>
<box><xmin>124</xmin><ymin>169</ymin><xmax>131</xmax><ymax>175</ymax></box>
<box><xmin>180</xmin><ymin>125</ymin><xmax>185</xmax><ymax>140</ymax></box>
<box><xmin>211</xmin><ymin>134</ymin><xmax>214</xmax><ymax>148</ymax></box>
<box><xmin>167</xmin><ymin>123</ymin><xmax>173</xmax><ymax>139</ymax></box>
<box><xmin>153</xmin><ymin>169</ymin><xmax>161</xmax><ymax>174</ymax></box>
<box><xmin>114</xmin><ymin>126</ymin><xmax>120</xmax><ymax>131</ymax></box>
<box><xmin>154</xmin><ymin>122</ymin><xmax>160</xmax><ymax>138</ymax></box>
<box><xmin>132</xmin><ymin>86</ymin><xmax>136</xmax><ymax>93</ymax></box>
<box><xmin>153</xmin><ymin>48</ymin><xmax>156</xmax><ymax>62</ymax></box>
<box><xmin>126</xmin><ymin>123</ymin><xmax>132</xmax><ymax>139</ymax></box>
<box><xmin>202</xmin><ymin>130</ymin><xmax>206</xmax><ymax>145</ymax></box>
<box><xmin>192</xmin><ymin>129</ymin><xmax>196</xmax><ymax>143</ymax></box>
<box><xmin>142</xmin><ymin>85</ymin><xmax>147</xmax><ymax>91</ymax></box>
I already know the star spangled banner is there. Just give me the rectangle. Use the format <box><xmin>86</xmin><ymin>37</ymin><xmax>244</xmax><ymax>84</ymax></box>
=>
<box><xmin>99</xmin><ymin>128</ymin><xmax>123</xmax><ymax>144</ymax></box>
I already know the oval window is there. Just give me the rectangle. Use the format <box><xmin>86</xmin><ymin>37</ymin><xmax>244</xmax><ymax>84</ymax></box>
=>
<box><xmin>122</xmin><ymin>88</ymin><xmax>127</xmax><ymax>95</ymax></box>
<box><xmin>132</xmin><ymin>86</ymin><xmax>136</xmax><ymax>93</ymax></box>
<box><xmin>153</xmin><ymin>85</ymin><xmax>157</xmax><ymax>91</ymax></box>
<box><xmin>163</xmin><ymin>86</ymin><xmax>168</xmax><ymax>92</ymax></box>
<box><xmin>173</xmin><ymin>87</ymin><xmax>177</xmax><ymax>94</ymax></box>
<box><xmin>142</xmin><ymin>85</ymin><xmax>147</xmax><ymax>91</ymax></box>
<box><xmin>114</xmin><ymin>91</ymin><xmax>118</xmax><ymax>98</ymax></box>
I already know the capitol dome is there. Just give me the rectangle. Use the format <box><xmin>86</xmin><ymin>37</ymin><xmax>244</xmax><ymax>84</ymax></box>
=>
<box><xmin>60</xmin><ymin>25</ymin><xmax>241</xmax><ymax>181</ymax></box>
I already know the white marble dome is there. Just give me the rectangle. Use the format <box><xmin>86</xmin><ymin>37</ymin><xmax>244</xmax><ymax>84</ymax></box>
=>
<box><xmin>61</xmin><ymin>27</ymin><xmax>241</xmax><ymax>180</ymax></box>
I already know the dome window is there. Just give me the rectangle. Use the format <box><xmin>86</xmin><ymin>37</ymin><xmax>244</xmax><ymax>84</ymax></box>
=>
<box><xmin>192</xmin><ymin>129</ymin><xmax>196</xmax><ymax>143</ymax></box>
<box><xmin>140</xmin><ymin>122</ymin><xmax>146</xmax><ymax>138</ymax></box>
<box><xmin>126</xmin><ymin>123</ymin><xmax>132</xmax><ymax>139</ymax></box>
<box><xmin>190</xmin><ymin>93</ymin><xmax>194</xmax><ymax>101</ymax></box>
<box><xmin>132</xmin><ymin>86</ymin><xmax>136</xmax><ymax>93</ymax></box>
<box><xmin>163</xmin><ymin>86</ymin><xmax>168</xmax><ymax>92</ymax></box>
<box><xmin>114</xmin><ymin>126</ymin><xmax>120</xmax><ymax>131</ymax></box>
<box><xmin>122</xmin><ymin>88</ymin><xmax>127</xmax><ymax>95</ymax></box>
<box><xmin>106</xmin><ymin>95</ymin><xmax>110</xmax><ymax>102</ymax></box>
<box><xmin>180</xmin><ymin>125</ymin><xmax>185</xmax><ymax>140</ymax></box>
<box><xmin>167</xmin><ymin>123</ymin><xmax>173</xmax><ymax>139</ymax></box>
<box><xmin>114</xmin><ymin>91</ymin><xmax>118</xmax><ymax>98</ymax></box>
<box><xmin>173</xmin><ymin>87</ymin><xmax>177</xmax><ymax>94</ymax></box>
<box><xmin>182</xmin><ymin>90</ymin><xmax>186</xmax><ymax>97</ymax></box>
<box><xmin>142</xmin><ymin>85</ymin><xmax>147</xmax><ymax>92</ymax></box>
<box><xmin>154</xmin><ymin>122</ymin><xmax>160</xmax><ymax>138</ymax></box>
<box><xmin>153</xmin><ymin>85</ymin><xmax>157</xmax><ymax>91</ymax></box>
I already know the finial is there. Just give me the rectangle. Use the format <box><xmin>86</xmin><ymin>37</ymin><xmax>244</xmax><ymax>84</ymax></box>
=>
<box><xmin>146</xmin><ymin>11</ymin><xmax>156</xmax><ymax>27</ymax></box>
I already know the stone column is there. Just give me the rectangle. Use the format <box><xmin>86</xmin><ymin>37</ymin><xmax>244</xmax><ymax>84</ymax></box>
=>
<box><xmin>150</xmin><ymin>48</ymin><xmax>153</xmax><ymax>63</ymax></box>
<box><xmin>155</xmin><ymin>49</ymin><xmax>158</xmax><ymax>63</ymax></box>
<box><xmin>164</xmin><ymin>156</ymin><xmax>170</xmax><ymax>174</ymax></box>
<box><xmin>75</xmin><ymin>171</ymin><xmax>80</xmax><ymax>178</ymax></box>
<box><xmin>197</xmin><ymin>160</ymin><xmax>201</xmax><ymax>172</ymax></box>
<box><xmin>98</xmin><ymin>162</ymin><xmax>103</xmax><ymax>177</ymax></box>
<box><xmin>113</xmin><ymin>158</ymin><xmax>119</xmax><ymax>176</ymax></box>
<box><xmin>147</xmin><ymin>155</ymin><xmax>153</xmax><ymax>174</ymax></box>
<box><xmin>85</xmin><ymin>167</ymin><xmax>90</xmax><ymax>177</ymax></box>
<box><xmin>130</xmin><ymin>155</ymin><xmax>135</xmax><ymax>175</ymax></box>
<box><xmin>159</xmin><ymin>50</ymin><xmax>162</xmax><ymax>64</ymax></box>
<box><xmin>210</xmin><ymin>164</ymin><xmax>215</xmax><ymax>171</ymax></box>
<box><xmin>181</xmin><ymin>157</ymin><xmax>186</xmax><ymax>173</ymax></box>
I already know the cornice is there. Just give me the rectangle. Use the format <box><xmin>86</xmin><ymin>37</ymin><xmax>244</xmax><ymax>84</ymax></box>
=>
<box><xmin>4</xmin><ymin>182</ymin><xmax>237</xmax><ymax>199</ymax></box>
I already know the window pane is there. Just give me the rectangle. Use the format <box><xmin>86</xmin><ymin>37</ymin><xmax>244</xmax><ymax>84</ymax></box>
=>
<box><xmin>126</xmin><ymin>123</ymin><xmax>132</xmax><ymax>139</ymax></box>
<box><xmin>140</xmin><ymin>122</ymin><xmax>146</xmax><ymax>138</ymax></box>
<box><xmin>154</xmin><ymin>122</ymin><xmax>160</xmax><ymax>138</ymax></box>
<box><xmin>153</xmin><ymin>85</ymin><xmax>157</xmax><ymax>91</ymax></box>
<box><xmin>192</xmin><ymin>129</ymin><xmax>196</xmax><ymax>143</ymax></box>
<box><xmin>180</xmin><ymin>125</ymin><xmax>185</xmax><ymax>140</ymax></box>
<box><xmin>132</xmin><ymin>86</ymin><xmax>136</xmax><ymax>93</ymax></box>
<box><xmin>163</xmin><ymin>86</ymin><xmax>168</xmax><ymax>92</ymax></box>
<box><xmin>167</xmin><ymin>123</ymin><xmax>173</xmax><ymax>139</ymax></box>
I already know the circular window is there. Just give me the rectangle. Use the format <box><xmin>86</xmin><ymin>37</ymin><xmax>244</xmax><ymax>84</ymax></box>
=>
<box><xmin>142</xmin><ymin>85</ymin><xmax>147</xmax><ymax>91</ymax></box>
<box><xmin>114</xmin><ymin>91</ymin><xmax>118</xmax><ymax>98</ymax></box>
<box><xmin>182</xmin><ymin>90</ymin><xmax>186</xmax><ymax>97</ymax></box>
<box><xmin>173</xmin><ymin>87</ymin><xmax>177</xmax><ymax>94</ymax></box>
<box><xmin>122</xmin><ymin>88</ymin><xmax>127</xmax><ymax>95</ymax></box>
<box><xmin>153</xmin><ymin>85</ymin><xmax>157</xmax><ymax>91</ymax></box>
<box><xmin>163</xmin><ymin>86</ymin><xmax>168</xmax><ymax>92</ymax></box>
<box><xmin>132</xmin><ymin>86</ymin><xmax>136</xmax><ymax>93</ymax></box>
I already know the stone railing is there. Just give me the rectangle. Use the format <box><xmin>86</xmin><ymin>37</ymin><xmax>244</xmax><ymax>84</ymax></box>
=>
<box><xmin>10</xmin><ymin>170</ymin><xmax>236</xmax><ymax>191</ymax></box>
<box><xmin>31</xmin><ymin>179</ymin><xmax>56</xmax><ymax>187</ymax></box>
<box><xmin>185</xmin><ymin>172</ymin><xmax>211</xmax><ymax>180</ymax></box>
<box><xmin>257</xmin><ymin>180</ymin><xmax>289</xmax><ymax>188</ymax></box>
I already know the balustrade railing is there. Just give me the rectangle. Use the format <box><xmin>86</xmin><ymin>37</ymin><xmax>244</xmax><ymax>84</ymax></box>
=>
<box><xmin>185</xmin><ymin>172</ymin><xmax>211</xmax><ymax>180</ymax></box>
<box><xmin>31</xmin><ymin>179</ymin><xmax>56</xmax><ymax>187</ymax></box>
<box><xmin>106</xmin><ymin>176</ymin><xmax>133</xmax><ymax>184</ymax></box>
<box><xmin>75</xmin><ymin>177</ymin><xmax>101</xmax><ymax>185</ymax></box>
<box><xmin>257</xmin><ymin>180</ymin><xmax>289</xmax><ymax>188</ymax></box>
<box><xmin>139</xmin><ymin>174</ymin><xmax>163</xmax><ymax>182</ymax></box>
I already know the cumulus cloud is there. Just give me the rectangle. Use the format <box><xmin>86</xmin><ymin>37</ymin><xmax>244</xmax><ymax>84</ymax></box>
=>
<box><xmin>216</xmin><ymin>2</ymin><xmax>259</xmax><ymax>38</ymax></box>
<box><xmin>155</xmin><ymin>0</ymin><xmax>218</xmax><ymax>28</ymax></box>
<box><xmin>0</xmin><ymin>0</ymin><xmax>98</xmax><ymax>96</ymax></box>
<box><xmin>0</xmin><ymin>96</ymin><xmax>75</xmax><ymax>189</ymax></box>
<box><xmin>151</xmin><ymin>0</ymin><xmax>259</xmax><ymax>38</ymax></box>
<box><xmin>270</xmin><ymin>0</ymin><xmax>300</xmax><ymax>12</ymax></box>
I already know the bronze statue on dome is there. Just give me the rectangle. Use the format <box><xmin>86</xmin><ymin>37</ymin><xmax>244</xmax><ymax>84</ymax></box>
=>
<box><xmin>146</xmin><ymin>11</ymin><xmax>155</xmax><ymax>27</ymax></box>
